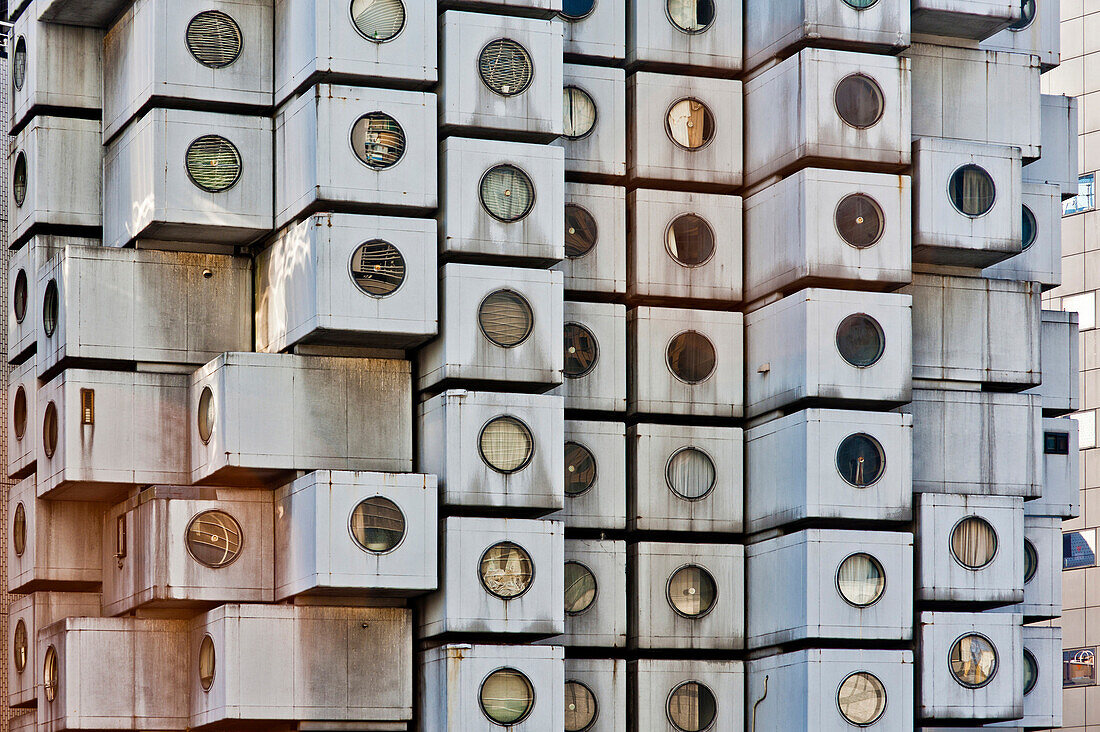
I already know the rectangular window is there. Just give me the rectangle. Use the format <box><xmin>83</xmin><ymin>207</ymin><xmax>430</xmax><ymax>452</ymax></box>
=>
<box><xmin>1064</xmin><ymin>529</ymin><xmax>1097</xmax><ymax>570</ymax></box>
<box><xmin>1064</xmin><ymin>173</ymin><xmax>1096</xmax><ymax>216</ymax></box>
<box><xmin>1045</xmin><ymin>431</ymin><xmax>1070</xmax><ymax>454</ymax></box>
<box><xmin>80</xmin><ymin>388</ymin><xmax>94</xmax><ymax>425</ymax></box>
<box><xmin>1062</xmin><ymin>292</ymin><xmax>1096</xmax><ymax>331</ymax></box>
<box><xmin>1065</xmin><ymin>648</ymin><xmax>1097</xmax><ymax>687</ymax></box>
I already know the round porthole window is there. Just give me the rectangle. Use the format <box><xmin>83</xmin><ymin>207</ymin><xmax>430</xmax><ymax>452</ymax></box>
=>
<box><xmin>667</xmin><ymin>565</ymin><xmax>717</xmax><ymax>618</ymax></box>
<box><xmin>565</xmin><ymin>204</ymin><xmax>598</xmax><ymax>259</ymax></box>
<box><xmin>186</xmin><ymin>10</ymin><xmax>243</xmax><ymax>69</ymax></box>
<box><xmin>835</xmin><ymin>313</ymin><xmax>885</xmax><ymax>368</ymax></box>
<box><xmin>834</xmin><ymin>74</ymin><xmax>885</xmax><ymax>129</ymax></box>
<box><xmin>478</xmin><ymin>39</ymin><xmax>534</xmax><ymax>97</ymax></box>
<box><xmin>13</xmin><ymin>619</ymin><xmax>27</xmax><ymax>674</ymax></box>
<box><xmin>350</xmin><ymin>240</ymin><xmax>405</xmax><ymax>297</ymax></box>
<box><xmin>836</xmin><ymin>553</ymin><xmax>886</xmax><ymax>608</ymax></box>
<box><xmin>185</xmin><ymin>510</ymin><xmax>243</xmax><ymax>569</ymax></box>
<box><xmin>14</xmin><ymin>386</ymin><xmax>27</xmax><ymax>441</ymax></box>
<box><xmin>478</xmin><ymin>290</ymin><xmax>534</xmax><ymax>348</ymax></box>
<box><xmin>837</xmin><ymin>671</ymin><xmax>887</xmax><ymax>726</ymax></box>
<box><xmin>480</xmin><ymin>164</ymin><xmax>535</xmax><ymax>223</ymax></box>
<box><xmin>13</xmin><ymin>36</ymin><xmax>27</xmax><ymax>91</ymax></box>
<box><xmin>197</xmin><ymin>386</ymin><xmax>215</xmax><ymax>444</ymax></box>
<box><xmin>479</xmin><ymin>541</ymin><xmax>534</xmax><ymax>600</ymax></box>
<box><xmin>186</xmin><ymin>135</ymin><xmax>242</xmax><ymax>193</ymax></box>
<box><xmin>948</xmin><ymin>164</ymin><xmax>996</xmax><ymax>218</ymax></box>
<box><xmin>564</xmin><ymin>323</ymin><xmax>599</xmax><ymax>378</ymax></box>
<box><xmin>841</xmin><ymin>0</ymin><xmax>880</xmax><ymax>8</ymax></box>
<box><xmin>198</xmin><ymin>634</ymin><xmax>215</xmax><ymax>692</ymax></box>
<box><xmin>666</xmin><ymin>447</ymin><xmax>717</xmax><ymax>501</ymax></box>
<box><xmin>43</xmin><ymin>401</ymin><xmax>58</xmax><ymax>459</ymax></box>
<box><xmin>667</xmin><ymin>0</ymin><xmax>716</xmax><ymax>33</ymax></box>
<box><xmin>43</xmin><ymin>645</ymin><xmax>58</xmax><ymax>702</ymax></box>
<box><xmin>1010</xmin><ymin>0</ymin><xmax>1036</xmax><ymax>30</ymax></box>
<box><xmin>564</xmin><ymin>561</ymin><xmax>597</xmax><ymax>615</ymax></box>
<box><xmin>836</xmin><ymin>433</ymin><xmax>886</xmax><ymax>488</ymax></box>
<box><xmin>13</xmin><ymin>502</ymin><xmax>26</xmax><ymax>557</ymax></box>
<box><xmin>950</xmin><ymin>516</ymin><xmax>998</xmax><ymax>570</ymax></box>
<box><xmin>13</xmin><ymin>151</ymin><xmax>27</xmax><ymax>207</ymax></box>
<box><xmin>949</xmin><ymin>634</ymin><xmax>998</xmax><ymax>688</ymax></box>
<box><xmin>1023</xmin><ymin>649</ymin><xmax>1038</xmax><ymax>695</ymax></box>
<box><xmin>565</xmin><ymin>680</ymin><xmax>598</xmax><ymax>732</ymax></box>
<box><xmin>666</xmin><ymin>214</ymin><xmax>716</xmax><ymax>267</ymax></box>
<box><xmin>1022</xmin><ymin>205</ymin><xmax>1037</xmax><ymax>251</ymax></box>
<box><xmin>480</xmin><ymin>668</ymin><xmax>535</xmax><ymax>726</ymax></box>
<box><xmin>42</xmin><ymin>279</ymin><xmax>58</xmax><ymax>338</ymax></box>
<box><xmin>835</xmin><ymin>193</ymin><xmax>885</xmax><ymax>249</ymax></box>
<box><xmin>351</xmin><ymin>112</ymin><xmax>406</xmax><ymax>170</ymax></box>
<box><xmin>667</xmin><ymin>681</ymin><xmax>717</xmax><ymax>732</ymax></box>
<box><xmin>563</xmin><ymin>86</ymin><xmax>598</xmax><ymax>140</ymax></box>
<box><xmin>351</xmin><ymin>0</ymin><xmax>406</xmax><ymax>42</ymax></box>
<box><xmin>562</xmin><ymin>0</ymin><xmax>597</xmax><ymax>19</ymax></box>
<box><xmin>565</xmin><ymin>442</ymin><xmax>597</xmax><ymax>496</ymax></box>
<box><xmin>479</xmin><ymin>416</ymin><xmax>535</xmax><ymax>474</ymax></box>
<box><xmin>350</xmin><ymin>496</ymin><xmax>406</xmax><ymax>553</ymax></box>
<box><xmin>667</xmin><ymin>331</ymin><xmax>717</xmax><ymax>384</ymax></box>
<box><xmin>14</xmin><ymin>268</ymin><xmax>28</xmax><ymax>324</ymax></box>
<box><xmin>1024</xmin><ymin>538</ymin><xmax>1038</xmax><ymax>584</ymax></box>
<box><xmin>667</xmin><ymin>99</ymin><xmax>716</xmax><ymax>150</ymax></box>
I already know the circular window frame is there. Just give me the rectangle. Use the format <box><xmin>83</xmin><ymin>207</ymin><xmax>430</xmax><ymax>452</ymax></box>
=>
<box><xmin>42</xmin><ymin>279</ymin><xmax>58</xmax><ymax>338</ymax></box>
<box><xmin>947</xmin><ymin>164</ymin><xmax>997</xmax><ymax>219</ymax></box>
<box><xmin>666</xmin><ymin>563</ymin><xmax>719</xmax><ymax>620</ymax></box>
<box><xmin>840</xmin><ymin>0</ymin><xmax>881</xmax><ymax>9</ymax></box>
<box><xmin>833</xmin><ymin>73</ymin><xmax>886</xmax><ymax>130</ymax></box>
<box><xmin>564</xmin><ymin>678</ymin><xmax>600</xmax><ymax>732</ymax></box>
<box><xmin>43</xmin><ymin>400</ymin><xmax>58</xmax><ymax>459</ymax></box>
<box><xmin>834</xmin><ymin>313</ymin><xmax>886</xmax><ymax>369</ymax></box>
<box><xmin>949</xmin><ymin>515</ymin><xmax>999</xmax><ymax>571</ymax></box>
<box><xmin>833</xmin><ymin>193</ymin><xmax>886</xmax><ymax>249</ymax></box>
<box><xmin>185</xmin><ymin>509</ymin><xmax>245</xmax><ymax>570</ymax></box>
<box><xmin>349</xmin><ymin>111</ymin><xmax>407</xmax><ymax>171</ymax></box>
<box><xmin>348</xmin><ymin>239</ymin><xmax>407</xmax><ymax>298</ymax></box>
<box><xmin>349</xmin><ymin>0</ymin><xmax>407</xmax><ymax>43</ymax></box>
<box><xmin>665</xmin><ymin>679</ymin><xmax>719</xmax><ymax>732</ymax></box>
<box><xmin>14</xmin><ymin>151</ymin><xmax>28</xmax><ymax>208</ymax></box>
<box><xmin>478</xmin><ymin>541</ymin><xmax>536</xmax><ymax>601</ymax></box>
<box><xmin>14</xmin><ymin>385</ymin><xmax>27</xmax><ymax>442</ymax></box>
<box><xmin>477</xmin><ymin>289</ymin><xmax>535</xmax><ymax>349</ymax></box>
<box><xmin>479</xmin><ymin>666</ymin><xmax>536</xmax><ymax>726</ymax></box>
<box><xmin>664</xmin><ymin>446</ymin><xmax>718</xmax><ymax>502</ymax></box>
<box><xmin>185</xmin><ymin>10</ymin><xmax>244</xmax><ymax>70</ymax></box>
<box><xmin>13</xmin><ymin>618</ymin><xmax>27</xmax><ymax>674</ymax></box>
<box><xmin>478</xmin><ymin>415</ymin><xmax>535</xmax><ymax>475</ymax></box>
<box><xmin>348</xmin><ymin>495</ymin><xmax>407</xmax><ymax>555</ymax></box>
<box><xmin>563</xmin><ymin>321</ymin><xmax>600</xmax><ymax>379</ymax></box>
<box><xmin>1010</xmin><ymin>0</ymin><xmax>1036</xmax><ymax>31</ymax></box>
<box><xmin>185</xmin><ymin>135</ymin><xmax>243</xmax><ymax>194</ymax></box>
<box><xmin>564</xmin><ymin>440</ymin><xmax>598</xmax><ymax>497</ymax></box>
<box><xmin>665</xmin><ymin>213</ymin><xmax>717</xmax><ymax>268</ymax></box>
<box><xmin>477</xmin><ymin>38</ymin><xmax>535</xmax><ymax>98</ymax></box>
<box><xmin>43</xmin><ymin>644</ymin><xmax>58</xmax><ymax>703</ymax></box>
<box><xmin>665</xmin><ymin>330</ymin><xmax>719</xmax><ymax>385</ymax></box>
<box><xmin>948</xmin><ymin>632</ymin><xmax>999</xmax><ymax>689</ymax></box>
<box><xmin>478</xmin><ymin>164</ymin><xmax>536</xmax><ymax>224</ymax></box>
<box><xmin>665</xmin><ymin>97</ymin><xmax>718</xmax><ymax>152</ymax></box>
<box><xmin>665</xmin><ymin>0</ymin><xmax>717</xmax><ymax>35</ymax></box>
<box><xmin>564</xmin><ymin>560</ymin><xmax>599</xmax><ymax>616</ymax></box>
<box><xmin>1023</xmin><ymin>538</ymin><xmax>1038</xmax><ymax>584</ymax></box>
<box><xmin>834</xmin><ymin>432</ymin><xmax>887</xmax><ymax>488</ymax></box>
<box><xmin>835</xmin><ymin>552</ymin><xmax>887</xmax><ymax>609</ymax></box>
<box><xmin>14</xmin><ymin>267</ymin><xmax>28</xmax><ymax>324</ymax></box>
<box><xmin>13</xmin><ymin>36</ymin><xmax>27</xmax><ymax>92</ymax></box>
<box><xmin>1023</xmin><ymin>648</ymin><xmax>1038</xmax><ymax>695</ymax></box>
<box><xmin>198</xmin><ymin>633</ymin><xmax>216</xmax><ymax>692</ymax></box>
<box><xmin>835</xmin><ymin>670</ymin><xmax>888</xmax><ymax>727</ymax></box>
<box><xmin>197</xmin><ymin>386</ymin><xmax>215</xmax><ymax>445</ymax></box>
<box><xmin>1022</xmin><ymin>204</ymin><xmax>1037</xmax><ymax>251</ymax></box>
<box><xmin>563</xmin><ymin>85</ymin><xmax>599</xmax><ymax>141</ymax></box>
<box><xmin>565</xmin><ymin>203</ymin><xmax>599</xmax><ymax>259</ymax></box>
<box><xmin>13</xmin><ymin>501</ymin><xmax>26</xmax><ymax>557</ymax></box>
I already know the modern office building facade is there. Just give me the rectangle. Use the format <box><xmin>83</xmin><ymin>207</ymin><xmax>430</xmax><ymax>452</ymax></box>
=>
<box><xmin>0</xmin><ymin>0</ymin><xmax>1079</xmax><ymax>731</ymax></box>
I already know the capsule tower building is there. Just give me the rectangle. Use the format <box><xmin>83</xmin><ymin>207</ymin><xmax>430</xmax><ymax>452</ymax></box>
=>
<box><xmin>0</xmin><ymin>0</ymin><xmax>1081</xmax><ymax>730</ymax></box>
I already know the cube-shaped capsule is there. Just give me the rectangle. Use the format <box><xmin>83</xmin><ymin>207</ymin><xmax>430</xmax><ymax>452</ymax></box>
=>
<box><xmin>626</xmin><ymin>0</ymin><xmax>743</xmax><ymax>74</ymax></box>
<box><xmin>743</xmin><ymin>0</ymin><xmax>910</xmax><ymax>73</ymax></box>
<box><xmin>1023</xmin><ymin>309</ymin><xmax>1080</xmax><ymax>415</ymax></box>
<box><xmin>419</xmin><ymin>264</ymin><xmax>563</xmax><ymax>392</ymax></box>
<box><xmin>275</xmin><ymin>84</ymin><xmax>436</xmax><ymax>228</ymax></box>
<box><xmin>8</xmin><ymin>356</ymin><xmax>37</xmax><ymax>479</ymax></box>
<box><xmin>8</xmin><ymin>8</ymin><xmax>102</xmax><ymax>135</ymax></box>
<box><xmin>910</xmin><ymin>0</ymin><xmax>1020</xmax><ymax>39</ymax></box>
<box><xmin>904</xmin><ymin>388</ymin><xmax>1042</xmax><ymax>498</ymax></box>
<box><xmin>37</xmin><ymin>368</ymin><xmax>191</xmax><ymax>501</ymax></box>
<box><xmin>551</xmin><ymin>420</ymin><xmax>626</xmax><ymax>531</ymax></box>
<box><xmin>628</xmin><ymin>424</ymin><xmax>743</xmax><ymax>533</ymax></box>
<box><xmin>912</xmin><ymin>138</ymin><xmax>1023</xmax><ymax>266</ymax></box>
<box><xmin>8</xmin><ymin>591</ymin><xmax>100</xmax><ymax>709</ymax></box>
<box><xmin>555</xmin><ymin>183</ymin><xmax>626</xmax><ymax>297</ymax></box>
<box><xmin>560</xmin><ymin>0</ymin><xmax>625</xmax><ymax>61</ymax></box>
<box><xmin>746</xmin><ymin>530</ymin><xmax>913</xmax><ymax>649</ymax></box>
<box><xmin>629</xmin><ymin>542</ymin><xmax>744</xmax><ymax>650</ymax></box>
<box><xmin>1029</xmin><ymin>417</ymin><xmax>1079</xmax><ymax>519</ymax></box>
<box><xmin>987</xmin><ymin>515</ymin><xmax>1061</xmax><ymax>621</ymax></box>
<box><xmin>103</xmin><ymin>0</ymin><xmax>273</xmax><ymax>141</ymax></box>
<box><xmin>553</xmin><ymin>301</ymin><xmax>626</xmax><ymax>412</ymax></box>
<box><xmin>190</xmin><ymin>604</ymin><xmax>412</xmax><ymax>727</ymax></box>
<box><xmin>7</xmin><ymin>476</ymin><xmax>102</xmax><ymax>594</ymax></box>
<box><xmin>8</xmin><ymin>235</ymin><xmax>71</xmax><ymax>365</ymax></box>
<box><xmin>274</xmin><ymin>470</ymin><xmax>437</xmax><ymax>599</ymax></box>
<box><xmin>630</xmin><ymin>659</ymin><xmax>744</xmax><ymax>732</ymax></box>
<box><xmin>190</xmin><ymin>353</ymin><xmax>411</xmax><ymax>486</ymax></box>
<box><xmin>904</xmin><ymin>273</ymin><xmax>1041</xmax><ymax>387</ymax></box>
<box><xmin>439</xmin><ymin>138</ymin><xmax>565</xmax><ymax>266</ymax></box>
<box><xmin>274</xmin><ymin>0</ymin><xmax>437</xmax><ymax>106</ymax></box>
<box><xmin>986</xmin><ymin>625</ymin><xmax>1061</xmax><ymax>729</ymax></box>
<box><xmin>418</xmin><ymin>644</ymin><xmax>564</xmax><ymax>732</ymax></box>
<box><xmin>1024</xmin><ymin>94</ymin><xmax>1079</xmax><ymax>197</ymax></box>
<box><xmin>559</xmin><ymin>539</ymin><xmax>626</xmax><ymax>648</ymax></box>
<box><xmin>563</xmin><ymin>658</ymin><xmax>626</xmax><ymax>732</ymax></box>
<box><xmin>628</xmin><ymin>306</ymin><xmax>744</xmax><ymax>419</ymax></box>
<box><xmin>419</xmin><ymin>517</ymin><xmax>564</xmax><ymax>639</ymax></box>
<box><xmin>915</xmin><ymin>493</ymin><xmax>1024</xmax><ymax>607</ymax></box>
<box><xmin>747</xmin><ymin>649</ymin><xmax>914</xmax><ymax>731</ymax></box>
<box><xmin>438</xmin><ymin>11</ymin><xmax>563</xmax><ymax>140</ymax></box>
<box><xmin>418</xmin><ymin>390</ymin><xmax>564</xmax><ymax>516</ymax></box>
<box><xmin>981</xmin><ymin>0</ymin><xmax>1059</xmax><ymax>69</ymax></box>
<box><xmin>558</xmin><ymin>64</ymin><xmax>626</xmax><ymax>179</ymax></box>
<box><xmin>8</xmin><ymin>117</ymin><xmax>101</xmax><ymax>249</ymax></box>
<box><xmin>983</xmin><ymin>182</ymin><xmax>1063</xmax><ymax>289</ymax></box>
<box><xmin>918</xmin><ymin>611</ymin><xmax>1023</xmax><ymax>722</ymax></box>
<box><xmin>743</xmin><ymin>169</ymin><xmax>911</xmax><ymax>302</ymax></box>
<box><xmin>101</xmin><ymin>487</ymin><xmax>274</xmax><ymax>616</ymax></box>
<box><xmin>743</xmin><ymin>49</ymin><xmax>910</xmax><ymax>189</ymax></box>
<box><xmin>627</xmin><ymin>72</ymin><xmax>743</xmax><ymax>191</ymax></box>
<box><xmin>907</xmin><ymin>44</ymin><xmax>1040</xmax><ymax>156</ymax></box>
<box><xmin>745</xmin><ymin>408</ymin><xmax>913</xmax><ymax>533</ymax></box>
<box><xmin>36</xmin><ymin>245</ymin><xmax>252</xmax><ymax>380</ymax></box>
<box><xmin>628</xmin><ymin>189</ymin><xmax>742</xmax><ymax>305</ymax></box>
<box><xmin>745</xmin><ymin>288</ymin><xmax>913</xmax><ymax>417</ymax></box>
<box><xmin>255</xmin><ymin>213</ymin><xmax>437</xmax><ymax>352</ymax></box>
<box><xmin>103</xmin><ymin>108</ymin><xmax>273</xmax><ymax>249</ymax></box>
